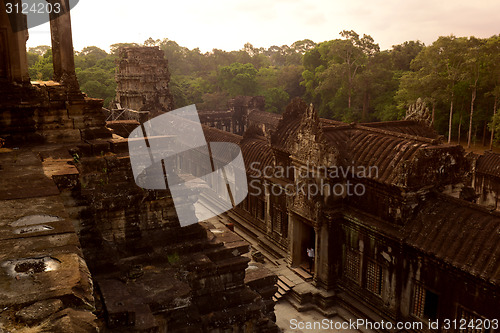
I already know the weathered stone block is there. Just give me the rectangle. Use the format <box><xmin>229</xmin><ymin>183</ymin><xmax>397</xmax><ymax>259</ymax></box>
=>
<box><xmin>15</xmin><ymin>298</ymin><xmax>63</xmax><ymax>324</ymax></box>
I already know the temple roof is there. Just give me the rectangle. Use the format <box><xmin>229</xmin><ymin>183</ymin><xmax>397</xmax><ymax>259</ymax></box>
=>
<box><xmin>268</xmin><ymin>102</ymin><xmax>466</xmax><ymax>189</ymax></box>
<box><xmin>404</xmin><ymin>194</ymin><xmax>500</xmax><ymax>285</ymax></box>
<box><xmin>240</xmin><ymin>136</ymin><xmax>273</xmax><ymax>177</ymax></box>
<box><xmin>359</xmin><ymin>120</ymin><xmax>440</xmax><ymax>139</ymax></box>
<box><xmin>476</xmin><ymin>151</ymin><xmax>500</xmax><ymax>179</ymax></box>
<box><xmin>247</xmin><ymin>110</ymin><xmax>281</xmax><ymax>130</ymax></box>
<box><xmin>202</xmin><ymin>125</ymin><xmax>273</xmax><ymax>178</ymax></box>
<box><xmin>202</xmin><ymin>125</ymin><xmax>241</xmax><ymax>144</ymax></box>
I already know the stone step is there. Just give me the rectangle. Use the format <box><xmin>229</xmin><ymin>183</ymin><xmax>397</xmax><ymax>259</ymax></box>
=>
<box><xmin>39</xmin><ymin>120</ymin><xmax>75</xmax><ymax>131</ymax></box>
<box><xmin>257</xmin><ymin>236</ymin><xmax>286</xmax><ymax>261</ymax></box>
<box><xmin>277</xmin><ymin>280</ymin><xmax>290</xmax><ymax>292</ymax></box>
<box><xmin>42</xmin><ymin>129</ymin><xmax>81</xmax><ymax>144</ymax></box>
<box><xmin>292</xmin><ymin>267</ymin><xmax>313</xmax><ymax>281</ymax></box>
<box><xmin>274</xmin><ymin>257</ymin><xmax>287</xmax><ymax>266</ymax></box>
<box><xmin>277</xmin><ymin>286</ymin><xmax>286</xmax><ymax>295</ymax></box>
<box><xmin>133</xmin><ymin>304</ymin><xmax>158</xmax><ymax>332</ymax></box>
<box><xmin>224</xmin><ymin>210</ymin><xmax>286</xmax><ymax>261</ymax></box>
<box><xmin>278</xmin><ymin>275</ymin><xmax>295</xmax><ymax>289</ymax></box>
<box><xmin>35</xmin><ymin>112</ymin><xmax>71</xmax><ymax>123</ymax></box>
<box><xmin>286</xmin><ymin>295</ymin><xmax>314</xmax><ymax>313</ymax></box>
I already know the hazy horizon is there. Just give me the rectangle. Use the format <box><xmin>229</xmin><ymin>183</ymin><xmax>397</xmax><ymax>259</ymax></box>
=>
<box><xmin>25</xmin><ymin>0</ymin><xmax>500</xmax><ymax>53</ymax></box>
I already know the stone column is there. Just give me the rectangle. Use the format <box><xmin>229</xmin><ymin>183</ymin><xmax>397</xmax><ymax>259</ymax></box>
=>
<box><xmin>313</xmin><ymin>222</ymin><xmax>333</xmax><ymax>289</ymax></box>
<box><xmin>287</xmin><ymin>214</ymin><xmax>301</xmax><ymax>267</ymax></box>
<box><xmin>1</xmin><ymin>0</ymin><xmax>30</xmax><ymax>83</ymax></box>
<box><xmin>313</xmin><ymin>226</ymin><xmax>320</xmax><ymax>281</ymax></box>
<box><xmin>264</xmin><ymin>181</ymin><xmax>273</xmax><ymax>236</ymax></box>
<box><xmin>47</xmin><ymin>0</ymin><xmax>78</xmax><ymax>89</ymax></box>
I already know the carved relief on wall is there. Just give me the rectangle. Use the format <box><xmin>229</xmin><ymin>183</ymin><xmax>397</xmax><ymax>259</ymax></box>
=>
<box><xmin>287</xmin><ymin>170</ymin><xmax>324</xmax><ymax>229</ymax></box>
<box><xmin>291</xmin><ymin>103</ymin><xmax>339</xmax><ymax>167</ymax></box>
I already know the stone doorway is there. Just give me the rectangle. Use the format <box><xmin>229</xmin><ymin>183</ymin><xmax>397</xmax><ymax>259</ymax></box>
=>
<box><xmin>290</xmin><ymin>215</ymin><xmax>316</xmax><ymax>275</ymax></box>
<box><xmin>301</xmin><ymin>224</ymin><xmax>316</xmax><ymax>273</ymax></box>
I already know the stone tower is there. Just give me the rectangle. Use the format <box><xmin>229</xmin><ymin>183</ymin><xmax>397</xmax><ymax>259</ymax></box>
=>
<box><xmin>115</xmin><ymin>46</ymin><xmax>174</xmax><ymax>117</ymax></box>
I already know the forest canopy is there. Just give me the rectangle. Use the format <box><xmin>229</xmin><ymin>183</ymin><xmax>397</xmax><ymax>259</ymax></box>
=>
<box><xmin>27</xmin><ymin>32</ymin><xmax>500</xmax><ymax>147</ymax></box>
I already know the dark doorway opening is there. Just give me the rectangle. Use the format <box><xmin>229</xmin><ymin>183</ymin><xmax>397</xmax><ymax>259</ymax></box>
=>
<box><xmin>300</xmin><ymin>224</ymin><xmax>315</xmax><ymax>272</ymax></box>
<box><xmin>424</xmin><ymin>290</ymin><xmax>439</xmax><ymax>320</ymax></box>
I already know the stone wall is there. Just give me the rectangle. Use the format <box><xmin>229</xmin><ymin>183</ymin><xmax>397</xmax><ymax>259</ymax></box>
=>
<box><xmin>199</xmin><ymin>96</ymin><xmax>266</xmax><ymax>135</ymax></box>
<box><xmin>0</xmin><ymin>81</ymin><xmax>111</xmax><ymax>145</ymax></box>
<box><xmin>66</xmin><ymin>140</ymin><xmax>279</xmax><ymax>332</ymax></box>
<box><xmin>473</xmin><ymin>151</ymin><xmax>500</xmax><ymax>210</ymax></box>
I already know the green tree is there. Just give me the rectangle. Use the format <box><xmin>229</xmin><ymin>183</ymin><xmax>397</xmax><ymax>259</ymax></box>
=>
<box><xmin>110</xmin><ymin>43</ymin><xmax>140</xmax><ymax>56</ymax></box>
<box><xmin>29</xmin><ymin>48</ymin><xmax>53</xmax><ymax>81</ymax></box>
<box><xmin>337</xmin><ymin>30</ymin><xmax>380</xmax><ymax>109</ymax></box>
<box><xmin>464</xmin><ymin>37</ymin><xmax>486</xmax><ymax>147</ymax></box>
<box><xmin>218</xmin><ymin>62</ymin><xmax>258</xmax><ymax>97</ymax></box>
<box><xmin>27</xmin><ymin>52</ymin><xmax>41</xmax><ymax>69</ymax></box>
<box><xmin>28</xmin><ymin>45</ymin><xmax>50</xmax><ymax>56</ymax></box>
<box><xmin>262</xmin><ymin>87</ymin><xmax>289</xmax><ymax>114</ymax></box>
<box><xmin>278</xmin><ymin>64</ymin><xmax>305</xmax><ymax>98</ymax></box>
<box><xmin>72</xmin><ymin>47</ymin><xmax>117</xmax><ymax>106</ymax></box>
<box><xmin>391</xmin><ymin>41</ymin><xmax>425</xmax><ymax>71</ymax></box>
<box><xmin>301</xmin><ymin>31</ymin><xmax>380</xmax><ymax>120</ymax></box>
<box><xmin>484</xmin><ymin>36</ymin><xmax>500</xmax><ymax>148</ymax></box>
<box><xmin>398</xmin><ymin>36</ymin><xmax>468</xmax><ymax>141</ymax></box>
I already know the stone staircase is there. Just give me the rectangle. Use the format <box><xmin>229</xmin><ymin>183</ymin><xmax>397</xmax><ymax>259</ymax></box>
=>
<box><xmin>273</xmin><ymin>275</ymin><xmax>295</xmax><ymax>302</ymax></box>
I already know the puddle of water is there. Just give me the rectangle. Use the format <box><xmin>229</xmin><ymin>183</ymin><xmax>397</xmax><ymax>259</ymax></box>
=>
<box><xmin>2</xmin><ymin>257</ymin><xmax>61</xmax><ymax>277</ymax></box>
<box><xmin>13</xmin><ymin>225</ymin><xmax>54</xmax><ymax>234</ymax></box>
<box><xmin>11</xmin><ymin>215</ymin><xmax>61</xmax><ymax>227</ymax></box>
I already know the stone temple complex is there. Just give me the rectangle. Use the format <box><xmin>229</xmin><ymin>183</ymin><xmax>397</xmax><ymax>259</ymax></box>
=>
<box><xmin>0</xmin><ymin>1</ymin><xmax>499</xmax><ymax>332</ymax></box>
<box><xmin>0</xmin><ymin>2</ymin><xmax>278</xmax><ymax>332</ymax></box>
<box><xmin>200</xmin><ymin>98</ymin><xmax>500</xmax><ymax>324</ymax></box>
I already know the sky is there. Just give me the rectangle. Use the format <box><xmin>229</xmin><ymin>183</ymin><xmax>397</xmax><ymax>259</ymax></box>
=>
<box><xmin>26</xmin><ymin>0</ymin><xmax>500</xmax><ymax>53</ymax></box>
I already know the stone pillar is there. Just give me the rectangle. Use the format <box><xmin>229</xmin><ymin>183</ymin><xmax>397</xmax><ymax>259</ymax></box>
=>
<box><xmin>0</xmin><ymin>0</ymin><xmax>30</xmax><ymax>83</ymax></box>
<box><xmin>287</xmin><ymin>214</ymin><xmax>301</xmax><ymax>267</ymax></box>
<box><xmin>312</xmin><ymin>226</ymin><xmax>319</xmax><ymax>281</ymax></box>
<box><xmin>47</xmin><ymin>0</ymin><xmax>78</xmax><ymax>89</ymax></box>
<box><xmin>313</xmin><ymin>222</ymin><xmax>333</xmax><ymax>289</ymax></box>
<box><xmin>264</xmin><ymin>182</ymin><xmax>272</xmax><ymax>236</ymax></box>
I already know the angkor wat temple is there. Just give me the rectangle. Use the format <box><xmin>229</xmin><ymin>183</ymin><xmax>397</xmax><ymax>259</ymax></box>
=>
<box><xmin>200</xmin><ymin>97</ymin><xmax>500</xmax><ymax>325</ymax></box>
<box><xmin>1</xmin><ymin>1</ymin><xmax>499</xmax><ymax>332</ymax></box>
<box><xmin>0</xmin><ymin>3</ymin><xmax>277</xmax><ymax>332</ymax></box>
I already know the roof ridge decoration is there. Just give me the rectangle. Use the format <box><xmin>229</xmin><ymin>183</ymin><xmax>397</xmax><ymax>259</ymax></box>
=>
<box><xmin>271</xmin><ymin>97</ymin><xmax>307</xmax><ymax>148</ymax></box>
<box><xmin>242</xmin><ymin>123</ymin><xmax>266</xmax><ymax>140</ymax></box>
<box><xmin>404</xmin><ymin>97</ymin><xmax>432</xmax><ymax>126</ymax></box>
<box><xmin>291</xmin><ymin>103</ymin><xmax>339</xmax><ymax>167</ymax></box>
